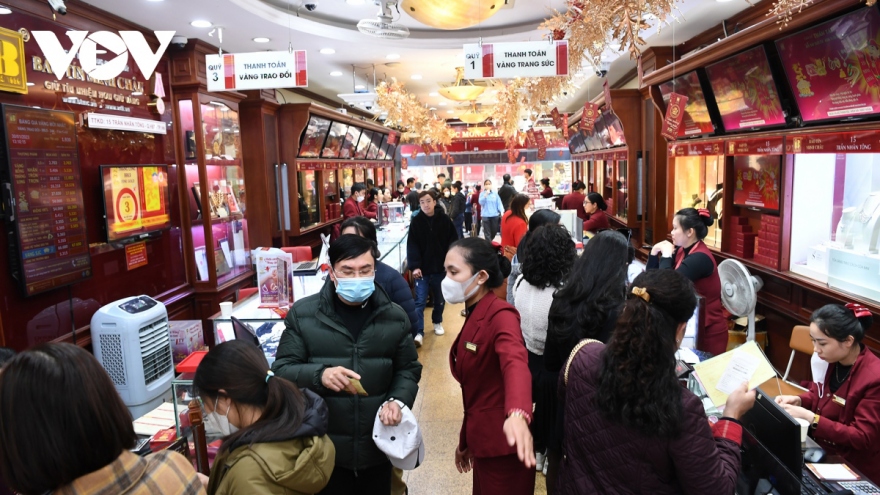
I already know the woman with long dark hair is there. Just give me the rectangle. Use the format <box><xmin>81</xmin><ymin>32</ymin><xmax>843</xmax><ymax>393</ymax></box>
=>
<box><xmin>0</xmin><ymin>343</ymin><xmax>204</xmax><ymax>495</ymax></box>
<box><xmin>445</xmin><ymin>237</ymin><xmax>536</xmax><ymax>494</ymax></box>
<box><xmin>512</xmin><ymin>224</ymin><xmax>576</xmax><ymax>478</ymax></box>
<box><xmin>776</xmin><ymin>303</ymin><xmax>880</xmax><ymax>483</ymax></box>
<box><xmin>507</xmin><ymin>209</ymin><xmax>561</xmax><ymax>305</ymax></box>
<box><xmin>194</xmin><ymin>340</ymin><xmax>335</xmax><ymax>494</ymax></box>
<box><xmin>582</xmin><ymin>192</ymin><xmax>610</xmax><ymax>233</ymax></box>
<box><xmin>649</xmin><ymin>207</ymin><xmax>726</xmax><ymax>355</ymax></box>
<box><xmin>502</xmin><ymin>194</ymin><xmax>530</xmax><ymax>253</ymax></box>
<box><xmin>542</xmin><ymin>229</ymin><xmax>629</xmax><ymax>490</ymax></box>
<box><xmin>540</xmin><ymin>178</ymin><xmax>554</xmax><ymax>198</ymax></box>
<box><xmin>558</xmin><ymin>270</ymin><xmax>755</xmax><ymax>493</ymax></box>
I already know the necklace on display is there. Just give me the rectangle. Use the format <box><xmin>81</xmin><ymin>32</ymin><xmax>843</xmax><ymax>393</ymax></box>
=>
<box><xmin>857</xmin><ymin>194</ymin><xmax>880</xmax><ymax>224</ymax></box>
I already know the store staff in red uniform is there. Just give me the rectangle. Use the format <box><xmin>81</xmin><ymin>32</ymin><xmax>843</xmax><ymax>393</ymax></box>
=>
<box><xmin>582</xmin><ymin>192</ymin><xmax>610</xmax><ymax>234</ymax></box>
<box><xmin>776</xmin><ymin>303</ymin><xmax>880</xmax><ymax>483</ymax></box>
<box><xmin>342</xmin><ymin>182</ymin><xmax>367</xmax><ymax>219</ymax></box>
<box><xmin>561</xmin><ymin>181</ymin><xmax>588</xmax><ymax>223</ymax></box>
<box><xmin>648</xmin><ymin>208</ymin><xmax>726</xmax><ymax>356</ymax></box>
<box><xmin>445</xmin><ymin>237</ymin><xmax>536</xmax><ymax>495</ymax></box>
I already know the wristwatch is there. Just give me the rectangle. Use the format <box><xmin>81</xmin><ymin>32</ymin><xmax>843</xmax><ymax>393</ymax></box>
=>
<box><xmin>811</xmin><ymin>413</ymin><xmax>820</xmax><ymax>430</ymax></box>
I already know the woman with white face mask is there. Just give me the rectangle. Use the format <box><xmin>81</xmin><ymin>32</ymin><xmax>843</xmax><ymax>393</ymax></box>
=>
<box><xmin>194</xmin><ymin>340</ymin><xmax>335</xmax><ymax>495</ymax></box>
<box><xmin>445</xmin><ymin>237</ymin><xmax>536</xmax><ymax>494</ymax></box>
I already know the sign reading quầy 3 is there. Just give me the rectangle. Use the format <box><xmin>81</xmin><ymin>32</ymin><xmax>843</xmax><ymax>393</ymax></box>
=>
<box><xmin>206</xmin><ymin>50</ymin><xmax>307</xmax><ymax>92</ymax></box>
<box><xmin>87</xmin><ymin>113</ymin><xmax>167</xmax><ymax>134</ymax></box>
<box><xmin>463</xmin><ymin>41</ymin><xmax>568</xmax><ymax>79</ymax></box>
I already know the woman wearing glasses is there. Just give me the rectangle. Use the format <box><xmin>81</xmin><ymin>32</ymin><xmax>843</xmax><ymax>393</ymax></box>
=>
<box><xmin>582</xmin><ymin>192</ymin><xmax>610</xmax><ymax>234</ymax></box>
<box><xmin>648</xmin><ymin>207</ymin><xmax>726</xmax><ymax>356</ymax></box>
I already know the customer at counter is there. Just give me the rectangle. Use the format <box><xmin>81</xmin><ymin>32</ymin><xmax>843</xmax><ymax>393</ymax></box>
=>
<box><xmin>194</xmin><ymin>340</ymin><xmax>335</xmax><ymax>495</ymax></box>
<box><xmin>582</xmin><ymin>192</ymin><xmax>610</xmax><ymax>234</ymax></box>
<box><xmin>776</xmin><ymin>303</ymin><xmax>880</xmax><ymax>483</ymax></box>
<box><xmin>561</xmin><ymin>181</ymin><xmax>588</xmax><ymax>223</ymax></box>
<box><xmin>540</xmin><ymin>178</ymin><xmax>554</xmax><ymax>199</ymax></box>
<box><xmin>558</xmin><ymin>270</ymin><xmax>755</xmax><ymax>494</ymax></box>
<box><xmin>0</xmin><ymin>343</ymin><xmax>205</xmax><ymax>495</ymax></box>
<box><xmin>363</xmin><ymin>187</ymin><xmax>379</xmax><ymax>220</ymax></box>
<box><xmin>273</xmin><ymin>235</ymin><xmax>422</xmax><ymax>495</ymax></box>
<box><xmin>648</xmin><ymin>208</ymin><xmax>726</xmax><ymax>356</ymax></box>
<box><xmin>343</xmin><ymin>182</ymin><xmax>368</xmax><ymax>219</ymax></box>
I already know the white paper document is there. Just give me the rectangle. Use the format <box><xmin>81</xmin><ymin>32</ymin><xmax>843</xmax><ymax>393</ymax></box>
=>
<box><xmin>716</xmin><ymin>351</ymin><xmax>760</xmax><ymax>394</ymax></box>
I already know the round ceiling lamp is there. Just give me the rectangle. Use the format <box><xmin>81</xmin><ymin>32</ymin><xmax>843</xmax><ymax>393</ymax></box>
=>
<box><xmin>401</xmin><ymin>0</ymin><xmax>502</xmax><ymax>30</ymax></box>
<box><xmin>438</xmin><ymin>67</ymin><xmax>486</xmax><ymax>102</ymax></box>
<box><xmin>458</xmin><ymin>104</ymin><xmax>490</xmax><ymax>124</ymax></box>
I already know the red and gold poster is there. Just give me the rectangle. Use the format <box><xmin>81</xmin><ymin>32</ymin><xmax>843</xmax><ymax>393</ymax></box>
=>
<box><xmin>103</xmin><ymin>165</ymin><xmax>170</xmax><ymax>241</ymax></box>
<box><xmin>706</xmin><ymin>46</ymin><xmax>786</xmax><ymax>131</ymax></box>
<box><xmin>661</xmin><ymin>93</ymin><xmax>689</xmax><ymax>140</ymax></box>
<box><xmin>776</xmin><ymin>7</ymin><xmax>880</xmax><ymax>123</ymax></box>
<box><xmin>125</xmin><ymin>242</ymin><xmax>148</xmax><ymax>271</ymax></box>
<box><xmin>733</xmin><ymin>155</ymin><xmax>780</xmax><ymax>211</ymax></box>
<box><xmin>581</xmin><ymin>102</ymin><xmax>600</xmax><ymax>130</ymax></box>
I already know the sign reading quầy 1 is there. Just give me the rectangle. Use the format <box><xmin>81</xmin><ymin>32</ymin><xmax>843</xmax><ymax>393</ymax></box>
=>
<box><xmin>87</xmin><ymin>113</ymin><xmax>167</xmax><ymax>134</ymax></box>
<box><xmin>206</xmin><ymin>50</ymin><xmax>307</xmax><ymax>92</ymax></box>
<box><xmin>463</xmin><ymin>41</ymin><xmax>568</xmax><ymax>79</ymax></box>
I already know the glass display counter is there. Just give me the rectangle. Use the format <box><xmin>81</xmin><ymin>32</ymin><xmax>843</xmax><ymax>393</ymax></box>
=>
<box><xmin>669</xmin><ymin>142</ymin><xmax>725</xmax><ymax>249</ymax></box>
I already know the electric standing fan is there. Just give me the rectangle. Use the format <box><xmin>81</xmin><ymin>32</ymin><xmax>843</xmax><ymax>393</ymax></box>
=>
<box><xmin>718</xmin><ymin>259</ymin><xmax>764</xmax><ymax>342</ymax></box>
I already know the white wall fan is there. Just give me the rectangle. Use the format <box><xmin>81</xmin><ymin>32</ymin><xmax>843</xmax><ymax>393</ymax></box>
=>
<box><xmin>718</xmin><ymin>259</ymin><xmax>764</xmax><ymax>342</ymax></box>
<box><xmin>358</xmin><ymin>1</ymin><xmax>410</xmax><ymax>40</ymax></box>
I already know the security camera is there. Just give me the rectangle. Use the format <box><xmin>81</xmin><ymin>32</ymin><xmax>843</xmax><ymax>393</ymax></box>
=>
<box><xmin>48</xmin><ymin>0</ymin><xmax>66</xmax><ymax>15</ymax></box>
<box><xmin>304</xmin><ymin>1</ymin><xmax>318</xmax><ymax>11</ymax></box>
<box><xmin>171</xmin><ymin>36</ymin><xmax>188</xmax><ymax>48</ymax></box>
<box><xmin>595</xmin><ymin>70</ymin><xmax>608</xmax><ymax>78</ymax></box>
<box><xmin>562</xmin><ymin>91</ymin><xmax>568</xmax><ymax>96</ymax></box>
<box><xmin>596</xmin><ymin>60</ymin><xmax>611</xmax><ymax>78</ymax></box>
<box><xmin>364</xmin><ymin>103</ymin><xmax>373</xmax><ymax>111</ymax></box>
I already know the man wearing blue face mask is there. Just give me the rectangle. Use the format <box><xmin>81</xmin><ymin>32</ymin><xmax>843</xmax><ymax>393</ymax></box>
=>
<box><xmin>273</xmin><ymin>235</ymin><xmax>422</xmax><ymax>495</ymax></box>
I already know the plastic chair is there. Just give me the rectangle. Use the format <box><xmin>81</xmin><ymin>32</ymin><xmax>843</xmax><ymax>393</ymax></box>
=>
<box><xmin>281</xmin><ymin>246</ymin><xmax>313</xmax><ymax>262</ymax></box>
<box><xmin>758</xmin><ymin>325</ymin><xmax>812</xmax><ymax>398</ymax></box>
<box><xmin>237</xmin><ymin>287</ymin><xmax>258</xmax><ymax>300</ymax></box>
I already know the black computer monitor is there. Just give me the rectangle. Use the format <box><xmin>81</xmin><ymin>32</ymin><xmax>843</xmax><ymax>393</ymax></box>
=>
<box><xmin>230</xmin><ymin>316</ymin><xmax>260</xmax><ymax>347</ymax></box>
<box><xmin>740</xmin><ymin>387</ymin><xmax>802</xmax><ymax>475</ymax></box>
<box><xmin>738</xmin><ymin>428</ymin><xmax>804</xmax><ymax>495</ymax></box>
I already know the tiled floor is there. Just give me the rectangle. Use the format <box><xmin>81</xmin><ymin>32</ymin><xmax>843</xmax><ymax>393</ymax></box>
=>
<box><xmin>404</xmin><ymin>302</ymin><xmax>547</xmax><ymax>495</ymax></box>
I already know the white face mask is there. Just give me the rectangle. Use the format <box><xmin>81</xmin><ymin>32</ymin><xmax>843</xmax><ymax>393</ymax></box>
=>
<box><xmin>208</xmin><ymin>400</ymin><xmax>239</xmax><ymax>436</ymax></box>
<box><xmin>441</xmin><ymin>272</ymin><xmax>481</xmax><ymax>304</ymax></box>
<box><xmin>356</xmin><ymin>195</ymin><xmax>365</xmax><ymax>203</ymax></box>
<box><xmin>811</xmin><ymin>352</ymin><xmax>829</xmax><ymax>398</ymax></box>
<box><xmin>444</xmin><ymin>191</ymin><xmax>450</xmax><ymax>197</ymax></box>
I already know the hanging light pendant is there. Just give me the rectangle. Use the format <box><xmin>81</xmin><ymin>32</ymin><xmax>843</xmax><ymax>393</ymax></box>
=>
<box><xmin>439</xmin><ymin>67</ymin><xmax>486</xmax><ymax>102</ymax></box>
<box><xmin>401</xmin><ymin>0</ymin><xmax>502</xmax><ymax>30</ymax></box>
<box><xmin>458</xmin><ymin>103</ymin><xmax>490</xmax><ymax>124</ymax></box>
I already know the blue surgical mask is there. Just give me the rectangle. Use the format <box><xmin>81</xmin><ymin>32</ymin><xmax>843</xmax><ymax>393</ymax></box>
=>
<box><xmin>333</xmin><ymin>271</ymin><xmax>375</xmax><ymax>303</ymax></box>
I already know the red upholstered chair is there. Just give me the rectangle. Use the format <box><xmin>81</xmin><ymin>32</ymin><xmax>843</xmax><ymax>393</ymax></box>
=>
<box><xmin>281</xmin><ymin>246</ymin><xmax>313</xmax><ymax>262</ymax></box>
<box><xmin>237</xmin><ymin>287</ymin><xmax>258</xmax><ymax>300</ymax></box>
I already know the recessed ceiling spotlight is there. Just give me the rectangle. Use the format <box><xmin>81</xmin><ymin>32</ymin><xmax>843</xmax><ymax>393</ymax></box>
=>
<box><xmin>386</xmin><ymin>53</ymin><xmax>400</xmax><ymax>60</ymax></box>
<box><xmin>253</xmin><ymin>37</ymin><xmax>270</xmax><ymax>43</ymax></box>
<box><xmin>411</xmin><ymin>74</ymin><xmax>422</xmax><ymax>80</ymax></box>
<box><xmin>320</xmin><ymin>48</ymin><xmax>336</xmax><ymax>55</ymax></box>
<box><xmin>446</xmin><ymin>110</ymin><xmax>454</xmax><ymax>114</ymax></box>
<box><xmin>346</xmin><ymin>0</ymin><xmax>365</xmax><ymax>4</ymax></box>
<box><xmin>0</xmin><ymin>6</ymin><xmax>12</xmax><ymax>13</ymax></box>
<box><xmin>429</xmin><ymin>107</ymin><xmax>437</xmax><ymax>111</ymax></box>
<box><xmin>190</xmin><ymin>20</ymin><xmax>212</xmax><ymax>28</ymax></box>
<box><xmin>438</xmin><ymin>101</ymin><xmax>447</xmax><ymax>106</ymax></box>
<box><xmin>429</xmin><ymin>92</ymin><xmax>439</xmax><ymax>97</ymax></box>
<box><xmin>330</xmin><ymin>71</ymin><xmax>343</xmax><ymax>76</ymax></box>
<box><xmin>354</xmin><ymin>84</ymin><xmax>365</xmax><ymax>89</ymax></box>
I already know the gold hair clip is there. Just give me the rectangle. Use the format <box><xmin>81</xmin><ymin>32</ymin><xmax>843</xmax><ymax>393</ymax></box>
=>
<box><xmin>631</xmin><ymin>287</ymin><xmax>651</xmax><ymax>303</ymax></box>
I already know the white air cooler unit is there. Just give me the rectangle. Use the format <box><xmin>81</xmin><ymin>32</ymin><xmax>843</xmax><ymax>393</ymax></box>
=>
<box><xmin>91</xmin><ymin>295</ymin><xmax>174</xmax><ymax>419</ymax></box>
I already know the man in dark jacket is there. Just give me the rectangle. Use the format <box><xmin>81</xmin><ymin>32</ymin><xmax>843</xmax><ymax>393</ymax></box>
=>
<box><xmin>272</xmin><ymin>235</ymin><xmax>422</xmax><ymax>495</ymax></box>
<box><xmin>407</xmin><ymin>190</ymin><xmax>458</xmax><ymax>346</ymax></box>
<box><xmin>499</xmin><ymin>173</ymin><xmax>516</xmax><ymax>211</ymax></box>
<box><xmin>449</xmin><ymin>181</ymin><xmax>466</xmax><ymax>239</ymax></box>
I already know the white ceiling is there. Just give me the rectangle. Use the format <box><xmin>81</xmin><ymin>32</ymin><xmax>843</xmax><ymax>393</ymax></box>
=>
<box><xmin>80</xmin><ymin>0</ymin><xmax>755</xmax><ymax>116</ymax></box>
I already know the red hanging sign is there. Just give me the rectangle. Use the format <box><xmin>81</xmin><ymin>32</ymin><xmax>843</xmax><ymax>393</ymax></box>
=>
<box><xmin>581</xmin><ymin>102</ymin><xmax>599</xmax><ymax>129</ymax></box>
<box><xmin>563</xmin><ymin>114</ymin><xmax>569</xmax><ymax>139</ymax></box>
<box><xmin>526</xmin><ymin>129</ymin><xmax>537</xmax><ymax>147</ymax></box>
<box><xmin>661</xmin><ymin>93</ymin><xmax>689</xmax><ymax>140</ymax></box>
<box><xmin>550</xmin><ymin>107</ymin><xmax>561</xmax><ymax>128</ymax></box>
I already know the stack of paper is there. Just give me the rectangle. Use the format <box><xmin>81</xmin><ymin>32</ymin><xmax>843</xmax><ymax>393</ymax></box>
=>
<box><xmin>692</xmin><ymin>341</ymin><xmax>777</xmax><ymax>407</ymax></box>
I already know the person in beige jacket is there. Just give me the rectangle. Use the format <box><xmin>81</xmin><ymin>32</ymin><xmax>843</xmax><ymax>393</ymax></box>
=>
<box><xmin>194</xmin><ymin>340</ymin><xmax>335</xmax><ymax>495</ymax></box>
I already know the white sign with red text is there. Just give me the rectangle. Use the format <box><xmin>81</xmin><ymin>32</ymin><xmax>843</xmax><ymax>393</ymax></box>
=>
<box><xmin>463</xmin><ymin>41</ymin><xmax>568</xmax><ymax>79</ymax></box>
<box><xmin>206</xmin><ymin>50</ymin><xmax>307</xmax><ymax>92</ymax></box>
<box><xmin>87</xmin><ymin>113</ymin><xmax>167</xmax><ymax>134</ymax></box>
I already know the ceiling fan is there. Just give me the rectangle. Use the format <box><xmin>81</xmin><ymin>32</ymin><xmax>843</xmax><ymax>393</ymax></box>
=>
<box><xmin>358</xmin><ymin>0</ymin><xmax>410</xmax><ymax>40</ymax></box>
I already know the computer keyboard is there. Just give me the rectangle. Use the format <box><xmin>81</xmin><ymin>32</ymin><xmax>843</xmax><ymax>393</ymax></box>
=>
<box><xmin>293</xmin><ymin>261</ymin><xmax>317</xmax><ymax>271</ymax></box>
<box><xmin>838</xmin><ymin>481</ymin><xmax>880</xmax><ymax>494</ymax></box>
<box><xmin>801</xmin><ymin>469</ymin><xmax>825</xmax><ymax>495</ymax></box>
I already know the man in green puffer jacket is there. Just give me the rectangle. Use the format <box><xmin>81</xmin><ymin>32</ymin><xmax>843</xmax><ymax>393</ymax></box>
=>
<box><xmin>272</xmin><ymin>235</ymin><xmax>422</xmax><ymax>495</ymax></box>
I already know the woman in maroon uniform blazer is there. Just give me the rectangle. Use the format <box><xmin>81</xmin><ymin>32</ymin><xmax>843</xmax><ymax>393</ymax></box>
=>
<box><xmin>582</xmin><ymin>192</ymin><xmax>610</xmax><ymax>234</ymax></box>
<box><xmin>445</xmin><ymin>237</ymin><xmax>535</xmax><ymax>495</ymax></box>
<box><xmin>777</xmin><ymin>303</ymin><xmax>880</xmax><ymax>483</ymax></box>
<box><xmin>648</xmin><ymin>208</ymin><xmax>727</xmax><ymax>356</ymax></box>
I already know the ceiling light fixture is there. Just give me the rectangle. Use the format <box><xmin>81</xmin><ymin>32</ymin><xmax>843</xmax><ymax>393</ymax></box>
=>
<box><xmin>346</xmin><ymin>0</ymin><xmax>365</xmax><ymax>4</ymax></box>
<box><xmin>446</xmin><ymin>110</ymin><xmax>454</xmax><ymax>114</ymax></box>
<box><xmin>0</xmin><ymin>6</ymin><xmax>12</xmax><ymax>13</ymax></box>
<box><xmin>190</xmin><ymin>20</ymin><xmax>213</xmax><ymax>28</ymax></box>
<box><xmin>386</xmin><ymin>53</ymin><xmax>400</xmax><ymax>60</ymax></box>
<box><xmin>438</xmin><ymin>67</ymin><xmax>485</xmax><ymax>102</ymax></box>
<box><xmin>320</xmin><ymin>48</ymin><xmax>336</xmax><ymax>54</ymax></box>
<box><xmin>429</xmin><ymin>92</ymin><xmax>439</xmax><ymax>97</ymax></box>
<box><xmin>458</xmin><ymin>103</ymin><xmax>490</xmax><ymax>124</ymax></box>
<box><xmin>401</xmin><ymin>0</ymin><xmax>503</xmax><ymax>30</ymax></box>
<box><xmin>253</xmin><ymin>37</ymin><xmax>270</xmax><ymax>43</ymax></box>
<box><xmin>330</xmin><ymin>71</ymin><xmax>343</xmax><ymax>76</ymax></box>
<box><xmin>438</xmin><ymin>101</ymin><xmax>447</xmax><ymax>106</ymax></box>
<box><xmin>411</xmin><ymin>74</ymin><xmax>422</xmax><ymax>80</ymax></box>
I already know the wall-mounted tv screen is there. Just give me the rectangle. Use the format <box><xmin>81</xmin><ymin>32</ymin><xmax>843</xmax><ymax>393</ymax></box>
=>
<box><xmin>1</xmin><ymin>105</ymin><xmax>92</xmax><ymax>297</ymax></box>
<box><xmin>706</xmin><ymin>46</ymin><xmax>786</xmax><ymax>132</ymax></box>
<box><xmin>366</xmin><ymin>132</ymin><xmax>383</xmax><ymax>160</ymax></box>
<box><xmin>776</xmin><ymin>7</ymin><xmax>880</xmax><ymax>123</ymax></box>
<box><xmin>385</xmin><ymin>143</ymin><xmax>397</xmax><ymax>160</ymax></box>
<box><xmin>376</xmin><ymin>134</ymin><xmax>389</xmax><ymax>160</ymax></box>
<box><xmin>339</xmin><ymin>126</ymin><xmax>361</xmax><ymax>159</ymax></box>
<box><xmin>101</xmin><ymin>165</ymin><xmax>172</xmax><ymax>242</ymax></box>
<box><xmin>569</xmin><ymin>130</ymin><xmax>586</xmax><ymax>154</ymax></box>
<box><xmin>593</xmin><ymin>114</ymin><xmax>610</xmax><ymax>148</ymax></box>
<box><xmin>321</xmin><ymin>121</ymin><xmax>348</xmax><ymax>158</ymax></box>
<box><xmin>733</xmin><ymin>155</ymin><xmax>781</xmax><ymax>212</ymax></box>
<box><xmin>603</xmin><ymin>111</ymin><xmax>626</xmax><ymax>147</ymax></box>
<box><xmin>659</xmin><ymin>71</ymin><xmax>715</xmax><ymax>137</ymax></box>
<box><xmin>354</xmin><ymin>130</ymin><xmax>373</xmax><ymax>159</ymax></box>
<box><xmin>298</xmin><ymin>115</ymin><xmax>331</xmax><ymax>157</ymax></box>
